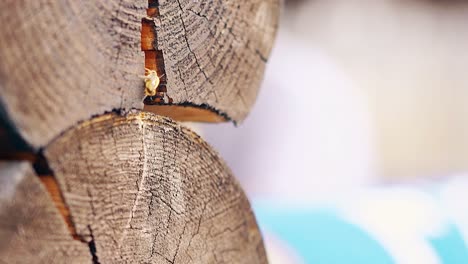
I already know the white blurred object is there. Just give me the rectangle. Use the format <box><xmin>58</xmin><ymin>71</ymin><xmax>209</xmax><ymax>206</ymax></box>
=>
<box><xmin>341</xmin><ymin>187</ymin><xmax>447</xmax><ymax>264</ymax></box>
<box><xmin>253</xmin><ymin>176</ymin><xmax>468</xmax><ymax>264</ymax></box>
<box><xmin>202</xmin><ymin>24</ymin><xmax>376</xmax><ymax>203</ymax></box>
<box><xmin>438</xmin><ymin>175</ymin><xmax>468</xmax><ymax>248</ymax></box>
<box><xmin>293</xmin><ymin>0</ymin><xmax>468</xmax><ymax>179</ymax></box>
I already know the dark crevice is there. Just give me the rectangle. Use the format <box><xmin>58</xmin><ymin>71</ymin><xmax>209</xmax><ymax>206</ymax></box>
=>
<box><xmin>87</xmin><ymin>226</ymin><xmax>100</xmax><ymax>264</ymax></box>
<box><xmin>32</xmin><ymin>149</ymin><xmax>53</xmax><ymax>176</ymax></box>
<box><xmin>148</xmin><ymin>0</ymin><xmax>159</xmax><ymax>8</ymax></box>
<box><xmin>91</xmin><ymin>108</ymin><xmax>125</xmax><ymax>119</ymax></box>
<box><xmin>1</xmin><ymin>99</ymin><xmax>117</xmax><ymax>262</ymax></box>
<box><xmin>142</xmin><ymin>1</ymin><xmax>169</xmax><ymax>104</ymax></box>
<box><xmin>255</xmin><ymin>49</ymin><xmax>268</xmax><ymax>63</ymax></box>
<box><xmin>177</xmin><ymin>102</ymin><xmax>234</xmax><ymax>124</ymax></box>
<box><xmin>32</xmin><ymin>151</ymin><xmax>82</xmax><ymax>242</ymax></box>
<box><xmin>0</xmin><ymin>100</ymin><xmax>35</xmax><ymax>159</ymax></box>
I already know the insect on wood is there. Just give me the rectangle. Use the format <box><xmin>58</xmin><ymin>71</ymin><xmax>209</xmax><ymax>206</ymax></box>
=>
<box><xmin>141</xmin><ymin>9</ymin><xmax>172</xmax><ymax>105</ymax></box>
<box><xmin>141</xmin><ymin>68</ymin><xmax>161</xmax><ymax>96</ymax></box>
<box><xmin>141</xmin><ymin>68</ymin><xmax>171</xmax><ymax>104</ymax></box>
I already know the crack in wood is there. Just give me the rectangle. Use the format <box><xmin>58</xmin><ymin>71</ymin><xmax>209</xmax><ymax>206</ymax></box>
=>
<box><xmin>142</xmin><ymin>1</ymin><xmax>169</xmax><ymax>105</ymax></box>
<box><xmin>88</xmin><ymin>225</ymin><xmax>101</xmax><ymax>264</ymax></box>
<box><xmin>176</xmin><ymin>0</ymin><xmax>213</xmax><ymax>85</ymax></box>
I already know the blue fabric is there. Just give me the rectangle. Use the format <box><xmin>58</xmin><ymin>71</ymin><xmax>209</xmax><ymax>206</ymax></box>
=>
<box><xmin>429</xmin><ymin>225</ymin><xmax>468</xmax><ymax>264</ymax></box>
<box><xmin>254</xmin><ymin>200</ymin><xmax>468</xmax><ymax>264</ymax></box>
<box><xmin>254</xmin><ymin>204</ymin><xmax>394</xmax><ymax>264</ymax></box>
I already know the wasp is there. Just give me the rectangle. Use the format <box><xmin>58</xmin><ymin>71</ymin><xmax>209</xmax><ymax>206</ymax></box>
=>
<box><xmin>140</xmin><ymin>68</ymin><xmax>172</xmax><ymax>104</ymax></box>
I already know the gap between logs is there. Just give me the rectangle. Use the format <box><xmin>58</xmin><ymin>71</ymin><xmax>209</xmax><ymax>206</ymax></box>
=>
<box><xmin>141</xmin><ymin>0</ymin><xmax>230</xmax><ymax>123</ymax></box>
<box><xmin>34</xmin><ymin>151</ymin><xmax>80</xmax><ymax>241</ymax></box>
<box><xmin>0</xmin><ymin>109</ymin><xmax>131</xmax><ymax>262</ymax></box>
<box><xmin>35</xmin><ymin>152</ymin><xmax>101</xmax><ymax>263</ymax></box>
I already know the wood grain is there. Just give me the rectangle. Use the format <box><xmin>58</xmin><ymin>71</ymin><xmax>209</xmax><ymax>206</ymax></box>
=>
<box><xmin>44</xmin><ymin>111</ymin><xmax>267</xmax><ymax>263</ymax></box>
<box><xmin>149</xmin><ymin>0</ymin><xmax>280</xmax><ymax>121</ymax></box>
<box><xmin>39</xmin><ymin>175</ymin><xmax>78</xmax><ymax>239</ymax></box>
<box><xmin>0</xmin><ymin>0</ymin><xmax>279</xmax><ymax>151</ymax></box>
<box><xmin>0</xmin><ymin>0</ymin><xmax>147</xmax><ymax>150</ymax></box>
<box><xmin>0</xmin><ymin>162</ymin><xmax>89</xmax><ymax>264</ymax></box>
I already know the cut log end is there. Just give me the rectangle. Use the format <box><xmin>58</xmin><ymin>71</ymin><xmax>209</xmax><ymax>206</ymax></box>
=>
<box><xmin>40</xmin><ymin>111</ymin><xmax>267</xmax><ymax>263</ymax></box>
<box><xmin>1</xmin><ymin>113</ymin><xmax>267</xmax><ymax>263</ymax></box>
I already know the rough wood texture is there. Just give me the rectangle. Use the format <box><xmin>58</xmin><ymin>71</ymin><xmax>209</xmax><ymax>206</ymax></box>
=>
<box><xmin>147</xmin><ymin>0</ymin><xmax>280</xmax><ymax>122</ymax></box>
<box><xmin>39</xmin><ymin>175</ymin><xmax>78</xmax><ymax>238</ymax></box>
<box><xmin>44</xmin><ymin>112</ymin><xmax>267</xmax><ymax>263</ymax></box>
<box><xmin>0</xmin><ymin>162</ymin><xmax>89</xmax><ymax>264</ymax></box>
<box><xmin>0</xmin><ymin>0</ymin><xmax>279</xmax><ymax>150</ymax></box>
<box><xmin>0</xmin><ymin>0</ymin><xmax>147</xmax><ymax>149</ymax></box>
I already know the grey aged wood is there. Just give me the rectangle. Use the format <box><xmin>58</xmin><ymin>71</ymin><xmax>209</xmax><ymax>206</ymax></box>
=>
<box><xmin>0</xmin><ymin>162</ymin><xmax>89</xmax><ymax>264</ymax></box>
<box><xmin>145</xmin><ymin>0</ymin><xmax>280</xmax><ymax>122</ymax></box>
<box><xmin>0</xmin><ymin>0</ymin><xmax>280</xmax><ymax>150</ymax></box>
<box><xmin>0</xmin><ymin>0</ymin><xmax>147</xmax><ymax>149</ymax></box>
<box><xmin>43</xmin><ymin>112</ymin><xmax>267</xmax><ymax>263</ymax></box>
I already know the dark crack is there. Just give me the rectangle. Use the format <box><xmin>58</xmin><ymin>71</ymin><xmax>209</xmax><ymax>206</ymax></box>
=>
<box><xmin>176</xmin><ymin>0</ymin><xmax>213</xmax><ymax>85</ymax></box>
<box><xmin>255</xmin><ymin>49</ymin><xmax>268</xmax><ymax>63</ymax></box>
<box><xmin>87</xmin><ymin>226</ymin><xmax>100</xmax><ymax>264</ymax></box>
<box><xmin>0</xmin><ymin>99</ymin><xmax>35</xmax><ymax>159</ymax></box>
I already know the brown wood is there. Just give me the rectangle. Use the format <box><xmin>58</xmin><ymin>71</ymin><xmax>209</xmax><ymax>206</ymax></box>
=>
<box><xmin>144</xmin><ymin>104</ymin><xmax>227</xmax><ymax>122</ymax></box>
<box><xmin>39</xmin><ymin>175</ymin><xmax>78</xmax><ymax>239</ymax></box>
<box><xmin>0</xmin><ymin>0</ymin><xmax>277</xmax><ymax>261</ymax></box>
<box><xmin>0</xmin><ymin>162</ymin><xmax>89</xmax><ymax>263</ymax></box>
<box><xmin>0</xmin><ymin>0</ymin><xmax>280</xmax><ymax>151</ymax></box>
<box><xmin>0</xmin><ymin>0</ymin><xmax>147</xmax><ymax>150</ymax></box>
<box><xmin>149</xmin><ymin>0</ymin><xmax>280</xmax><ymax>121</ymax></box>
<box><xmin>42</xmin><ymin>111</ymin><xmax>267</xmax><ymax>263</ymax></box>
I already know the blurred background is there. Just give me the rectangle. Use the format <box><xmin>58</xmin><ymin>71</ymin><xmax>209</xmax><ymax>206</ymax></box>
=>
<box><xmin>195</xmin><ymin>0</ymin><xmax>468</xmax><ymax>263</ymax></box>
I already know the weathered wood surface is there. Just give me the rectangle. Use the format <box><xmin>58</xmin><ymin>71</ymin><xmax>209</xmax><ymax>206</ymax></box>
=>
<box><xmin>144</xmin><ymin>0</ymin><xmax>280</xmax><ymax>122</ymax></box>
<box><xmin>0</xmin><ymin>0</ymin><xmax>147</xmax><ymax>149</ymax></box>
<box><xmin>43</xmin><ymin>112</ymin><xmax>267</xmax><ymax>263</ymax></box>
<box><xmin>0</xmin><ymin>0</ymin><xmax>279</xmax><ymax>150</ymax></box>
<box><xmin>0</xmin><ymin>162</ymin><xmax>89</xmax><ymax>264</ymax></box>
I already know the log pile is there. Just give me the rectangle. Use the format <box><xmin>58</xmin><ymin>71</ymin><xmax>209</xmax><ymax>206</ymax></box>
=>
<box><xmin>0</xmin><ymin>0</ymin><xmax>278</xmax><ymax>263</ymax></box>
